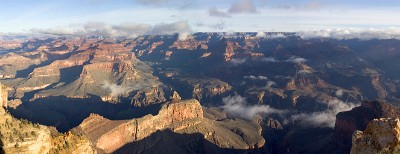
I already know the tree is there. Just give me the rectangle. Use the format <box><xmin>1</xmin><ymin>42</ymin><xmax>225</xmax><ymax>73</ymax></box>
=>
<box><xmin>31</xmin><ymin>131</ymin><xmax>36</xmax><ymax>137</ymax></box>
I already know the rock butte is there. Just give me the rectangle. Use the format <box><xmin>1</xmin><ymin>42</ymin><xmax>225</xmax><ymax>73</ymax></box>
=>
<box><xmin>80</xmin><ymin>99</ymin><xmax>203</xmax><ymax>153</ymax></box>
<box><xmin>351</xmin><ymin>118</ymin><xmax>400</xmax><ymax>154</ymax></box>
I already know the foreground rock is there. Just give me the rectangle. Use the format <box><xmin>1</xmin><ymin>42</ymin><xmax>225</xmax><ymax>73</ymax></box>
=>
<box><xmin>0</xmin><ymin>84</ymin><xmax>95</xmax><ymax>154</ymax></box>
<box><xmin>322</xmin><ymin>100</ymin><xmax>400</xmax><ymax>153</ymax></box>
<box><xmin>351</xmin><ymin>118</ymin><xmax>400</xmax><ymax>154</ymax></box>
<box><xmin>77</xmin><ymin>99</ymin><xmax>265</xmax><ymax>153</ymax></box>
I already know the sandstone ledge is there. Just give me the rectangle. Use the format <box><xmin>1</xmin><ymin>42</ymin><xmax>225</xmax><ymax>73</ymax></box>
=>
<box><xmin>351</xmin><ymin>118</ymin><xmax>400</xmax><ymax>154</ymax></box>
<box><xmin>79</xmin><ymin>99</ymin><xmax>203</xmax><ymax>153</ymax></box>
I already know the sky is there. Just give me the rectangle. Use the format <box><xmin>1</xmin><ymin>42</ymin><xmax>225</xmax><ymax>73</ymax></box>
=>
<box><xmin>1</xmin><ymin>0</ymin><xmax>400</xmax><ymax>35</ymax></box>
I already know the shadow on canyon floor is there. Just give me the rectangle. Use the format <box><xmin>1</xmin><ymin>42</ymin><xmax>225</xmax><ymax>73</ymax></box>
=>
<box><xmin>8</xmin><ymin>96</ymin><xmax>162</xmax><ymax>132</ymax></box>
<box><xmin>113</xmin><ymin>129</ymin><xmax>265</xmax><ymax>154</ymax></box>
<box><xmin>0</xmin><ymin>139</ymin><xmax>4</xmax><ymax>154</ymax></box>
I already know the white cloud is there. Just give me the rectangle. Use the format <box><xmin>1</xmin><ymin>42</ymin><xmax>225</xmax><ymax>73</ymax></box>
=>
<box><xmin>178</xmin><ymin>32</ymin><xmax>190</xmax><ymax>41</ymax></box>
<box><xmin>31</xmin><ymin>21</ymin><xmax>191</xmax><ymax>37</ymax></box>
<box><xmin>149</xmin><ymin>21</ymin><xmax>191</xmax><ymax>35</ymax></box>
<box><xmin>336</xmin><ymin>89</ymin><xmax>344</xmax><ymax>97</ymax></box>
<box><xmin>220</xmin><ymin>95</ymin><xmax>360</xmax><ymax>128</ymax></box>
<box><xmin>290</xmin><ymin>98</ymin><xmax>360</xmax><ymax>128</ymax></box>
<box><xmin>260</xmin><ymin>57</ymin><xmax>278</xmax><ymax>62</ymax></box>
<box><xmin>256</xmin><ymin>31</ymin><xmax>266</xmax><ymax>38</ymax></box>
<box><xmin>257</xmin><ymin>56</ymin><xmax>307</xmax><ymax>63</ymax></box>
<box><xmin>268</xmin><ymin>33</ymin><xmax>286</xmax><ymax>39</ymax></box>
<box><xmin>101</xmin><ymin>81</ymin><xmax>130</xmax><ymax>97</ymax></box>
<box><xmin>228</xmin><ymin>0</ymin><xmax>258</xmax><ymax>14</ymax></box>
<box><xmin>210</xmin><ymin>21</ymin><xmax>227</xmax><ymax>30</ymax></box>
<box><xmin>133</xmin><ymin>0</ymin><xmax>192</xmax><ymax>8</ymax></box>
<box><xmin>244</xmin><ymin>75</ymin><xmax>269</xmax><ymax>80</ymax></box>
<box><xmin>209</xmin><ymin>7</ymin><xmax>231</xmax><ymax>18</ymax></box>
<box><xmin>230</xmin><ymin>58</ymin><xmax>246</xmax><ymax>65</ymax></box>
<box><xmin>135</xmin><ymin>0</ymin><xmax>172</xmax><ymax>5</ymax></box>
<box><xmin>298</xmin><ymin>27</ymin><xmax>400</xmax><ymax>40</ymax></box>
<box><xmin>284</xmin><ymin>56</ymin><xmax>308</xmax><ymax>63</ymax></box>
<box><xmin>266</xmin><ymin>81</ymin><xmax>277</xmax><ymax>88</ymax></box>
<box><xmin>297</xmin><ymin>70</ymin><xmax>313</xmax><ymax>74</ymax></box>
<box><xmin>220</xmin><ymin>94</ymin><xmax>287</xmax><ymax>120</ymax></box>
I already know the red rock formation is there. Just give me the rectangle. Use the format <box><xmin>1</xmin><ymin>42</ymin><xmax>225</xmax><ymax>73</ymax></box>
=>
<box><xmin>0</xmin><ymin>40</ymin><xmax>22</xmax><ymax>49</ymax></box>
<box><xmin>169</xmin><ymin>39</ymin><xmax>207</xmax><ymax>50</ymax></box>
<box><xmin>330</xmin><ymin>100</ymin><xmax>400</xmax><ymax>153</ymax></box>
<box><xmin>0</xmin><ymin>83</ymin><xmax>7</xmax><ymax>109</ymax></box>
<box><xmin>79</xmin><ymin>99</ymin><xmax>203</xmax><ymax>153</ymax></box>
<box><xmin>351</xmin><ymin>118</ymin><xmax>400</xmax><ymax>154</ymax></box>
<box><xmin>225</xmin><ymin>41</ymin><xmax>239</xmax><ymax>61</ymax></box>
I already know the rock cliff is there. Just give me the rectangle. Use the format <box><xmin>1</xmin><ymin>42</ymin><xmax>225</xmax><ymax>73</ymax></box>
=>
<box><xmin>0</xmin><ymin>84</ymin><xmax>96</xmax><ymax>154</ymax></box>
<box><xmin>0</xmin><ymin>84</ymin><xmax>7</xmax><ymax>110</ymax></box>
<box><xmin>79</xmin><ymin>99</ymin><xmax>203</xmax><ymax>153</ymax></box>
<box><xmin>78</xmin><ymin>99</ymin><xmax>265</xmax><ymax>153</ymax></box>
<box><xmin>351</xmin><ymin>118</ymin><xmax>400</xmax><ymax>154</ymax></box>
<box><xmin>327</xmin><ymin>100</ymin><xmax>400</xmax><ymax>153</ymax></box>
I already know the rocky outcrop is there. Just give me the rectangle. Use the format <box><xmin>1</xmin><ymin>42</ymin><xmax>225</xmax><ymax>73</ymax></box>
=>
<box><xmin>78</xmin><ymin>99</ymin><xmax>266</xmax><ymax>153</ymax></box>
<box><xmin>171</xmin><ymin>76</ymin><xmax>232</xmax><ymax>101</ymax></box>
<box><xmin>0</xmin><ymin>84</ymin><xmax>7</xmax><ymax>109</ymax></box>
<box><xmin>351</xmin><ymin>118</ymin><xmax>400</xmax><ymax>154</ymax></box>
<box><xmin>0</xmin><ymin>52</ymin><xmax>47</xmax><ymax>79</ymax></box>
<box><xmin>329</xmin><ymin>100</ymin><xmax>400</xmax><ymax>153</ymax></box>
<box><xmin>79</xmin><ymin>99</ymin><xmax>203</xmax><ymax>153</ymax></box>
<box><xmin>169</xmin><ymin>39</ymin><xmax>207</xmax><ymax>50</ymax></box>
<box><xmin>2</xmin><ymin>40</ymin><xmax>164</xmax><ymax>105</ymax></box>
<box><xmin>0</xmin><ymin>91</ymin><xmax>95</xmax><ymax>154</ymax></box>
<box><xmin>225</xmin><ymin>41</ymin><xmax>239</xmax><ymax>61</ymax></box>
<box><xmin>170</xmin><ymin>91</ymin><xmax>181</xmax><ymax>101</ymax></box>
<box><xmin>0</xmin><ymin>40</ymin><xmax>22</xmax><ymax>49</ymax></box>
<box><xmin>131</xmin><ymin>87</ymin><xmax>166</xmax><ymax>107</ymax></box>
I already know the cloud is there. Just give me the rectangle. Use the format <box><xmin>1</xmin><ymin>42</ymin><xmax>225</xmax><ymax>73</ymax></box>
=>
<box><xmin>230</xmin><ymin>58</ymin><xmax>246</xmax><ymax>65</ymax></box>
<box><xmin>83</xmin><ymin>22</ymin><xmax>152</xmax><ymax>37</ymax></box>
<box><xmin>297</xmin><ymin>27</ymin><xmax>400</xmax><ymax>40</ymax></box>
<box><xmin>260</xmin><ymin>57</ymin><xmax>278</xmax><ymax>62</ymax></box>
<box><xmin>178</xmin><ymin>32</ymin><xmax>190</xmax><ymax>41</ymax></box>
<box><xmin>290</xmin><ymin>98</ymin><xmax>360</xmax><ymax>128</ymax></box>
<box><xmin>256</xmin><ymin>31</ymin><xmax>266</xmax><ymax>38</ymax></box>
<box><xmin>114</xmin><ymin>22</ymin><xmax>153</xmax><ymax>34</ymax></box>
<box><xmin>257</xmin><ymin>56</ymin><xmax>307</xmax><ymax>63</ymax></box>
<box><xmin>220</xmin><ymin>94</ymin><xmax>287</xmax><ymax>120</ymax></box>
<box><xmin>149</xmin><ymin>21</ymin><xmax>191</xmax><ymax>35</ymax></box>
<box><xmin>210</xmin><ymin>21</ymin><xmax>227</xmax><ymax>30</ymax></box>
<box><xmin>256</xmin><ymin>32</ymin><xmax>286</xmax><ymax>39</ymax></box>
<box><xmin>134</xmin><ymin>0</ymin><xmax>171</xmax><ymax>5</ymax></box>
<box><xmin>301</xmin><ymin>1</ymin><xmax>323</xmax><ymax>10</ymax></box>
<box><xmin>31</xmin><ymin>21</ymin><xmax>191</xmax><ymax>37</ymax></box>
<box><xmin>209</xmin><ymin>7</ymin><xmax>231</xmax><ymax>18</ymax></box>
<box><xmin>244</xmin><ymin>75</ymin><xmax>269</xmax><ymax>80</ymax></box>
<box><xmin>228</xmin><ymin>0</ymin><xmax>258</xmax><ymax>14</ymax></box>
<box><xmin>266</xmin><ymin>81</ymin><xmax>277</xmax><ymax>88</ymax></box>
<box><xmin>272</xmin><ymin>0</ymin><xmax>324</xmax><ymax>11</ymax></box>
<box><xmin>30</xmin><ymin>27</ymin><xmax>82</xmax><ymax>36</ymax></box>
<box><xmin>133</xmin><ymin>0</ymin><xmax>194</xmax><ymax>9</ymax></box>
<box><xmin>335</xmin><ymin>89</ymin><xmax>344</xmax><ymax>97</ymax></box>
<box><xmin>284</xmin><ymin>56</ymin><xmax>308</xmax><ymax>63</ymax></box>
<box><xmin>268</xmin><ymin>33</ymin><xmax>286</xmax><ymax>39</ymax></box>
<box><xmin>101</xmin><ymin>81</ymin><xmax>130</xmax><ymax>97</ymax></box>
<box><xmin>297</xmin><ymin>70</ymin><xmax>313</xmax><ymax>74</ymax></box>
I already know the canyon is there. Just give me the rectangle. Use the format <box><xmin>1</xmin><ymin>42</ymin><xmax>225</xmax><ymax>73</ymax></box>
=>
<box><xmin>0</xmin><ymin>33</ymin><xmax>400</xmax><ymax>153</ymax></box>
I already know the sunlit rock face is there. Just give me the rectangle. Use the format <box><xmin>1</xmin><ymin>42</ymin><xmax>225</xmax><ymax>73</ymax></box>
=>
<box><xmin>79</xmin><ymin>99</ymin><xmax>203</xmax><ymax>153</ymax></box>
<box><xmin>328</xmin><ymin>101</ymin><xmax>400</xmax><ymax>153</ymax></box>
<box><xmin>351</xmin><ymin>118</ymin><xmax>400</xmax><ymax>154</ymax></box>
<box><xmin>0</xmin><ymin>38</ymin><xmax>165</xmax><ymax>105</ymax></box>
<box><xmin>78</xmin><ymin>99</ymin><xmax>265</xmax><ymax>153</ymax></box>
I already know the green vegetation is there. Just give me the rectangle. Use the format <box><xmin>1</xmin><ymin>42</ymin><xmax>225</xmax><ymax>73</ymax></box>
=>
<box><xmin>0</xmin><ymin>112</ymin><xmax>45</xmax><ymax>153</ymax></box>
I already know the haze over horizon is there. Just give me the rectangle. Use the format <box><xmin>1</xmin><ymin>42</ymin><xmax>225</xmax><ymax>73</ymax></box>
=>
<box><xmin>1</xmin><ymin>0</ymin><xmax>400</xmax><ymax>35</ymax></box>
